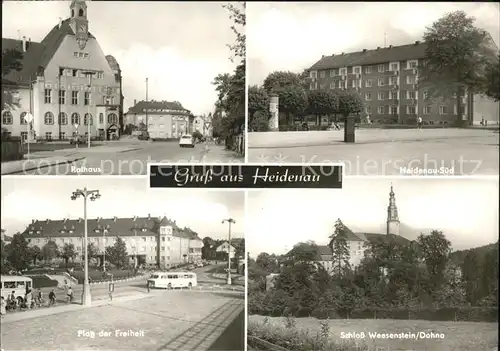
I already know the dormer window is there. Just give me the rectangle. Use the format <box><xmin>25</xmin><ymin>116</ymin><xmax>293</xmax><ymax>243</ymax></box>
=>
<box><xmin>94</xmin><ymin>229</ymin><xmax>100</xmax><ymax>233</ymax></box>
<box><xmin>141</xmin><ymin>228</ymin><xmax>147</xmax><ymax>232</ymax></box>
<box><xmin>36</xmin><ymin>230</ymin><xmax>41</xmax><ymax>234</ymax></box>
<box><xmin>60</xmin><ymin>230</ymin><xmax>66</xmax><ymax>234</ymax></box>
<box><xmin>69</xmin><ymin>230</ymin><xmax>74</xmax><ymax>234</ymax></box>
<box><xmin>29</xmin><ymin>231</ymin><xmax>34</xmax><ymax>234</ymax></box>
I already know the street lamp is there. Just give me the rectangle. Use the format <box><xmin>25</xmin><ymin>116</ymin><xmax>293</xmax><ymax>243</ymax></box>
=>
<box><xmin>71</xmin><ymin>187</ymin><xmax>101</xmax><ymax>306</ymax></box>
<box><xmin>84</xmin><ymin>72</ymin><xmax>94</xmax><ymax>149</ymax></box>
<box><xmin>222</xmin><ymin>218</ymin><xmax>235</xmax><ymax>285</ymax></box>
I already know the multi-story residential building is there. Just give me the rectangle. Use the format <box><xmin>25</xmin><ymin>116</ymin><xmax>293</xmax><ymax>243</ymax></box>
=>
<box><xmin>1</xmin><ymin>0</ymin><xmax>124</xmax><ymax>141</ymax></box>
<box><xmin>307</xmin><ymin>41</ymin><xmax>499</xmax><ymax>125</ymax></box>
<box><xmin>21</xmin><ymin>215</ymin><xmax>203</xmax><ymax>269</ymax></box>
<box><xmin>124</xmin><ymin>100</ymin><xmax>194</xmax><ymax>139</ymax></box>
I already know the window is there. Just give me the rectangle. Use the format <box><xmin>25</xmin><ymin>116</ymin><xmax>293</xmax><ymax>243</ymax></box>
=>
<box><xmin>20</xmin><ymin>111</ymin><xmax>27</xmax><ymax>125</ymax></box>
<box><xmin>424</xmin><ymin>106</ymin><xmax>431</xmax><ymax>115</ymax></box>
<box><xmin>71</xmin><ymin>113</ymin><xmax>80</xmax><ymax>125</ymax></box>
<box><xmin>377</xmin><ymin>106</ymin><xmax>385</xmax><ymax>114</ymax></box>
<box><xmin>74</xmin><ymin>52</ymin><xmax>78</xmax><ymax>57</ymax></box>
<box><xmin>389</xmin><ymin>76</ymin><xmax>397</xmax><ymax>85</ymax></box>
<box><xmin>365</xmin><ymin>106</ymin><xmax>371</xmax><ymax>114</ymax></box>
<box><xmin>58</xmin><ymin>112</ymin><xmax>68</xmax><ymax>125</ymax></box>
<box><xmin>423</xmin><ymin>90</ymin><xmax>429</xmax><ymax>100</ymax></box>
<box><xmin>378</xmin><ymin>78</ymin><xmax>385</xmax><ymax>87</ymax></box>
<box><xmin>364</xmin><ymin>79</ymin><xmax>372</xmax><ymax>88</ymax></box>
<box><xmin>351</xmin><ymin>80</ymin><xmax>357</xmax><ymax>88</ymax></box>
<box><xmin>71</xmin><ymin>91</ymin><xmax>78</xmax><ymax>105</ymax></box>
<box><xmin>364</xmin><ymin>66</ymin><xmax>372</xmax><ymax>74</ymax></box>
<box><xmin>84</xmin><ymin>113</ymin><xmax>93</xmax><ymax>125</ymax></box>
<box><xmin>406</xmin><ymin>76</ymin><xmax>416</xmax><ymax>84</ymax></box>
<box><xmin>60</xmin><ymin>132</ymin><xmax>66</xmax><ymax>140</ymax></box>
<box><xmin>390</xmin><ymin>106</ymin><xmax>398</xmax><ymax>115</ymax></box>
<box><xmin>108</xmin><ymin>113</ymin><xmax>118</xmax><ymax>125</ymax></box>
<box><xmin>319</xmin><ymin>71</ymin><xmax>326</xmax><ymax>78</ymax></box>
<box><xmin>329</xmin><ymin>82</ymin><xmax>335</xmax><ymax>89</ymax></box>
<box><xmin>84</xmin><ymin>92</ymin><xmax>91</xmax><ymax>106</ymax></box>
<box><xmin>407</xmin><ymin>105</ymin><xmax>416</xmax><ymax>114</ymax></box>
<box><xmin>72</xmin><ymin>69</ymin><xmax>78</xmax><ymax>77</ymax></box>
<box><xmin>407</xmin><ymin>91</ymin><xmax>416</xmax><ymax>99</ymax></box>
<box><xmin>439</xmin><ymin>106</ymin><xmax>447</xmax><ymax>115</ymax></box>
<box><xmin>21</xmin><ymin>131</ymin><xmax>28</xmax><ymax>141</ymax></box>
<box><xmin>110</xmin><ymin>96</ymin><xmax>115</xmax><ymax>105</ymax></box>
<box><xmin>354</xmin><ymin>66</ymin><xmax>361</xmax><ymax>74</ymax></box>
<box><xmin>44</xmin><ymin>89</ymin><xmax>52</xmax><ymax>103</ymax></box>
<box><xmin>390</xmin><ymin>63</ymin><xmax>399</xmax><ymax>71</ymax></box>
<box><xmin>45</xmin><ymin>132</ymin><xmax>52</xmax><ymax>141</ymax></box>
<box><xmin>44</xmin><ymin>112</ymin><xmax>54</xmax><ymax>125</ymax></box>
<box><xmin>339</xmin><ymin>68</ymin><xmax>347</xmax><ymax>75</ymax></box>
<box><xmin>378</xmin><ymin>92</ymin><xmax>385</xmax><ymax>100</ymax></box>
<box><xmin>329</xmin><ymin>69</ymin><xmax>337</xmax><ymax>77</ymax></box>
<box><xmin>59</xmin><ymin>90</ymin><xmax>66</xmax><ymax>104</ymax></box>
<box><xmin>310</xmin><ymin>71</ymin><xmax>317</xmax><ymax>78</ymax></box>
<box><xmin>407</xmin><ymin>60</ymin><xmax>418</xmax><ymax>69</ymax></box>
<box><xmin>97</xmin><ymin>113</ymin><xmax>103</xmax><ymax>124</ymax></box>
<box><xmin>378</xmin><ymin>64</ymin><xmax>385</xmax><ymax>73</ymax></box>
<box><xmin>364</xmin><ymin>93</ymin><xmax>372</xmax><ymax>101</ymax></box>
<box><xmin>84</xmin><ymin>53</ymin><xmax>89</xmax><ymax>58</ymax></box>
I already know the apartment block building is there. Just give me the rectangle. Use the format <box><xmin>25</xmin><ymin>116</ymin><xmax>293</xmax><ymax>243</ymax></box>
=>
<box><xmin>22</xmin><ymin>215</ymin><xmax>203</xmax><ymax>268</ymax></box>
<box><xmin>307</xmin><ymin>41</ymin><xmax>499</xmax><ymax>125</ymax></box>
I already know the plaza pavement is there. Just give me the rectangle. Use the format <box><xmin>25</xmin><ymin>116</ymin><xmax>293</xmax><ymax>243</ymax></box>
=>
<box><xmin>248</xmin><ymin>128</ymin><xmax>499</xmax><ymax>176</ymax></box>
<box><xmin>0</xmin><ymin>290</ymin><xmax>244</xmax><ymax>351</ymax></box>
<box><xmin>2</xmin><ymin>141</ymin><xmax>243</xmax><ymax>176</ymax></box>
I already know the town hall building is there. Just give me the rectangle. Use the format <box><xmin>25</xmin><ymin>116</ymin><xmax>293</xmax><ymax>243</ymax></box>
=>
<box><xmin>1</xmin><ymin>0</ymin><xmax>124</xmax><ymax>141</ymax></box>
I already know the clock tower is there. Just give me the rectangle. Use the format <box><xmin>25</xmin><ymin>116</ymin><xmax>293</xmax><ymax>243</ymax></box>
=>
<box><xmin>70</xmin><ymin>0</ymin><xmax>89</xmax><ymax>50</ymax></box>
<box><xmin>386</xmin><ymin>184</ymin><xmax>400</xmax><ymax>236</ymax></box>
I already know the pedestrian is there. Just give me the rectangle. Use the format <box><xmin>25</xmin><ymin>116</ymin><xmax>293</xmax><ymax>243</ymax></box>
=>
<box><xmin>25</xmin><ymin>289</ymin><xmax>33</xmax><ymax>309</ymax></box>
<box><xmin>67</xmin><ymin>286</ymin><xmax>73</xmax><ymax>304</ymax></box>
<box><xmin>147</xmin><ymin>281</ymin><xmax>150</xmax><ymax>293</ymax></box>
<box><xmin>417</xmin><ymin>115</ymin><xmax>423</xmax><ymax>130</ymax></box>
<box><xmin>49</xmin><ymin>289</ymin><xmax>56</xmax><ymax>306</ymax></box>
<box><xmin>1</xmin><ymin>296</ymin><xmax>6</xmax><ymax>317</ymax></box>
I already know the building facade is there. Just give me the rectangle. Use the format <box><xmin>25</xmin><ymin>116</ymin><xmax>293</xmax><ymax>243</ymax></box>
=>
<box><xmin>1</xmin><ymin>0</ymin><xmax>124</xmax><ymax>141</ymax></box>
<box><xmin>22</xmin><ymin>215</ymin><xmax>203</xmax><ymax>269</ymax></box>
<box><xmin>215</xmin><ymin>242</ymin><xmax>237</xmax><ymax>260</ymax></box>
<box><xmin>124</xmin><ymin>100</ymin><xmax>194</xmax><ymax>139</ymax></box>
<box><xmin>307</xmin><ymin>41</ymin><xmax>499</xmax><ymax>125</ymax></box>
<box><xmin>193</xmin><ymin>115</ymin><xmax>213</xmax><ymax>137</ymax></box>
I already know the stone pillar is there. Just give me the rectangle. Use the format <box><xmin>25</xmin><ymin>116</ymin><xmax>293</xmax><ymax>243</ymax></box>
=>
<box><xmin>344</xmin><ymin>116</ymin><xmax>355</xmax><ymax>143</ymax></box>
<box><xmin>268</xmin><ymin>94</ymin><xmax>279</xmax><ymax>131</ymax></box>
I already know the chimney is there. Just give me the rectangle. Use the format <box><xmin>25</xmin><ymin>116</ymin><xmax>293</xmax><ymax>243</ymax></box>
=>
<box><xmin>26</xmin><ymin>38</ymin><xmax>31</xmax><ymax>51</ymax></box>
<box><xmin>46</xmin><ymin>219</ymin><xmax>50</xmax><ymax>224</ymax></box>
<box><xmin>415</xmin><ymin>41</ymin><xmax>420</xmax><ymax>45</ymax></box>
<box><xmin>377</xmin><ymin>47</ymin><xmax>381</xmax><ymax>50</ymax></box>
<box><xmin>63</xmin><ymin>218</ymin><xmax>68</xmax><ymax>223</ymax></box>
<box><xmin>32</xmin><ymin>219</ymin><xmax>35</xmax><ymax>224</ymax></box>
<box><xmin>22</xmin><ymin>36</ymin><xmax>26</xmax><ymax>52</ymax></box>
<box><xmin>332</xmin><ymin>54</ymin><xmax>335</xmax><ymax>57</ymax></box>
<box><xmin>321</xmin><ymin>55</ymin><xmax>325</xmax><ymax>58</ymax></box>
<box><xmin>97</xmin><ymin>217</ymin><xmax>101</xmax><ymax>222</ymax></box>
<box><xmin>134</xmin><ymin>99</ymin><xmax>137</xmax><ymax>106</ymax></box>
<box><xmin>59</xmin><ymin>17</ymin><xmax>62</xmax><ymax>28</ymax></box>
<box><xmin>133</xmin><ymin>216</ymin><xmax>137</xmax><ymax>221</ymax></box>
<box><xmin>362</xmin><ymin>49</ymin><xmax>367</xmax><ymax>52</ymax></box>
<box><xmin>78</xmin><ymin>218</ymin><xmax>82</xmax><ymax>223</ymax></box>
<box><xmin>389</xmin><ymin>45</ymin><xmax>392</xmax><ymax>48</ymax></box>
<box><xmin>341</xmin><ymin>52</ymin><xmax>345</xmax><ymax>55</ymax></box>
<box><xmin>147</xmin><ymin>214</ymin><xmax>151</xmax><ymax>220</ymax></box>
<box><xmin>113</xmin><ymin>216</ymin><xmax>117</xmax><ymax>222</ymax></box>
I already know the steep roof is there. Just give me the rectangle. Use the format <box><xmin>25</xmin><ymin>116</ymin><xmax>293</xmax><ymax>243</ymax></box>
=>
<box><xmin>21</xmin><ymin>216</ymin><xmax>202</xmax><ymax>241</ymax></box>
<box><xmin>309</xmin><ymin>42</ymin><xmax>427</xmax><ymax>70</ymax></box>
<box><xmin>126</xmin><ymin>100</ymin><xmax>192</xmax><ymax>115</ymax></box>
<box><xmin>105</xmin><ymin>55</ymin><xmax>120</xmax><ymax>71</ymax></box>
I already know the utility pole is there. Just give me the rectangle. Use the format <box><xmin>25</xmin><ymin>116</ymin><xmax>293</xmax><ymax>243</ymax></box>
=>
<box><xmin>145</xmin><ymin>78</ymin><xmax>149</xmax><ymax>133</ymax></box>
<box><xmin>222</xmin><ymin>218</ymin><xmax>235</xmax><ymax>285</ymax></box>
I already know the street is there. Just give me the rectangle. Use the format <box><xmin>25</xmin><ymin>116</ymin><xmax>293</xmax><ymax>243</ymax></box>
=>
<box><xmin>0</xmin><ymin>290</ymin><xmax>244</xmax><ymax>351</ymax></box>
<box><xmin>248</xmin><ymin>128</ymin><xmax>499</xmax><ymax>175</ymax></box>
<box><xmin>12</xmin><ymin>141</ymin><xmax>242</xmax><ymax>176</ymax></box>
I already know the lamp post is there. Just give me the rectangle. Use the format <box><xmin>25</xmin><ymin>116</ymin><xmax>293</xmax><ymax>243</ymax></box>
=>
<box><xmin>71</xmin><ymin>187</ymin><xmax>101</xmax><ymax>306</ymax></box>
<box><xmin>102</xmin><ymin>228</ymin><xmax>107</xmax><ymax>271</ymax></box>
<box><xmin>84</xmin><ymin>72</ymin><xmax>94</xmax><ymax>149</ymax></box>
<box><xmin>222</xmin><ymin>218</ymin><xmax>235</xmax><ymax>285</ymax></box>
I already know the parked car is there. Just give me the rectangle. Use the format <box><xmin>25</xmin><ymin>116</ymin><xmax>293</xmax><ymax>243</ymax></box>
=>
<box><xmin>138</xmin><ymin>131</ymin><xmax>149</xmax><ymax>140</ymax></box>
<box><xmin>195</xmin><ymin>262</ymin><xmax>203</xmax><ymax>268</ymax></box>
<box><xmin>179</xmin><ymin>134</ymin><xmax>195</xmax><ymax>148</ymax></box>
<box><xmin>70</xmin><ymin>135</ymin><xmax>86</xmax><ymax>145</ymax></box>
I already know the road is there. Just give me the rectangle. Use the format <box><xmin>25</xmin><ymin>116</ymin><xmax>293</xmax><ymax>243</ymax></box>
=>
<box><xmin>193</xmin><ymin>264</ymin><xmax>244</xmax><ymax>286</ymax></box>
<box><xmin>0</xmin><ymin>290</ymin><xmax>245</xmax><ymax>351</ymax></box>
<box><xmin>21</xmin><ymin>141</ymin><xmax>242</xmax><ymax>176</ymax></box>
<box><xmin>248</xmin><ymin>129</ymin><xmax>499</xmax><ymax>176</ymax></box>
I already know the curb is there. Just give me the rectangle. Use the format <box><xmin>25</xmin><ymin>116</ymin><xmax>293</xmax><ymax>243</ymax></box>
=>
<box><xmin>89</xmin><ymin>275</ymin><xmax>147</xmax><ymax>286</ymax></box>
<box><xmin>1</xmin><ymin>157</ymin><xmax>86</xmax><ymax>175</ymax></box>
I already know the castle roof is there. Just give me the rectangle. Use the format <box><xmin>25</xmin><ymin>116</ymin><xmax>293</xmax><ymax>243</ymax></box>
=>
<box><xmin>21</xmin><ymin>216</ymin><xmax>202</xmax><ymax>241</ymax></box>
<box><xmin>126</xmin><ymin>100</ymin><xmax>192</xmax><ymax>116</ymax></box>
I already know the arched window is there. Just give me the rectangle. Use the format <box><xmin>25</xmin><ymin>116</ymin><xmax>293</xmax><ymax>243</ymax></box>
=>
<box><xmin>20</xmin><ymin>112</ymin><xmax>27</xmax><ymax>125</ymax></box>
<box><xmin>84</xmin><ymin>113</ymin><xmax>93</xmax><ymax>125</ymax></box>
<box><xmin>2</xmin><ymin>111</ymin><xmax>13</xmax><ymax>125</ymax></box>
<box><xmin>71</xmin><ymin>113</ymin><xmax>80</xmax><ymax>126</ymax></box>
<box><xmin>107</xmin><ymin>113</ymin><xmax>118</xmax><ymax>125</ymax></box>
<box><xmin>79</xmin><ymin>9</ymin><xmax>84</xmax><ymax>16</ymax></box>
<box><xmin>99</xmin><ymin>113</ymin><xmax>104</xmax><ymax>124</ymax></box>
<box><xmin>44</xmin><ymin>112</ymin><xmax>54</xmax><ymax>125</ymax></box>
<box><xmin>58</xmin><ymin>112</ymin><xmax>68</xmax><ymax>125</ymax></box>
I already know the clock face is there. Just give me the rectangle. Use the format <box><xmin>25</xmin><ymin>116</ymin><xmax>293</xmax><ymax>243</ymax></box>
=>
<box><xmin>79</xmin><ymin>24</ymin><xmax>87</xmax><ymax>33</ymax></box>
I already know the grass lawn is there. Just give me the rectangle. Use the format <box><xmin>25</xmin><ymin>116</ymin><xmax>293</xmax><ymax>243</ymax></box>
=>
<box><xmin>28</xmin><ymin>142</ymin><xmax>100</xmax><ymax>152</ymax></box>
<box><xmin>71</xmin><ymin>269</ymin><xmax>136</xmax><ymax>282</ymax></box>
<box><xmin>249</xmin><ymin>315</ymin><xmax>498</xmax><ymax>351</ymax></box>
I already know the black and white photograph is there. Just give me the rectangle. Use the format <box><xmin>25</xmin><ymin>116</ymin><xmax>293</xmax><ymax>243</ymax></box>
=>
<box><xmin>1</xmin><ymin>1</ymin><xmax>245</xmax><ymax>176</ymax></box>
<box><xmin>0</xmin><ymin>177</ymin><xmax>245</xmax><ymax>351</ymax></box>
<box><xmin>246</xmin><ymin>2</ymin><xmax>499</xmax><ymax>175</ymax></box>
<box><xmin>247</xmin><ymin>178</ymin><xmax>499</xmax><ymax>351</ymax></box>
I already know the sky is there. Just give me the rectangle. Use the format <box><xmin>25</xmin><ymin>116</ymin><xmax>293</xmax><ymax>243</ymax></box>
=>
<box><xmin>1</xmin><ymin>1</ymin><xmax>240</xmax><ymax>115</ymax></box>
<box><xmin>247</xmin><ymin>2</ymin><xmax>500</xmax><ymax>86</ymax></box>
<box><xmin>247</xmin><ymin>178</ymin><xmax>499</xmax><ymax>257</ymax></box>
<box><xmin>1</xmin><ymin>177</ymin><xmax>245</xmax><ymax>240</ymax></box>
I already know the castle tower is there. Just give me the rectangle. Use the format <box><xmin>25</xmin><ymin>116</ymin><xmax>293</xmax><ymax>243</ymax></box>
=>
<box><xmin>386</xmin><ymin>184</ymin><xmax>400</xmax><ymax>236</ymax></box>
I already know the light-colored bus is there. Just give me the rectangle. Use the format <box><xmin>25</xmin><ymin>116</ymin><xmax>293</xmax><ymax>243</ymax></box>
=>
<box><xmin>1</xmin><ymin>275</ymin><xmax>33</xmax><ymax>303</ymax></box>
<box><xmin>147</xmin><ymin>272</ymin><xmax>197</xmax><ymax>289</ymax></box>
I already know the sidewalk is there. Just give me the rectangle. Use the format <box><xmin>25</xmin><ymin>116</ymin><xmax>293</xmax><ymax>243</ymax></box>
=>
<box><xmin>201</xmin><ymin>144</ymin><xmax>244</xmax><ymax>163</ymax></box>
<box><xmin>1</xmin><ymin>156</ymin><xmax>85</xmax><ymax>175</ymax></box>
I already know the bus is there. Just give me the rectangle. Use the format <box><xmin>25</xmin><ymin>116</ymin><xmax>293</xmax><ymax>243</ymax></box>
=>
<box><xmin>1</xmin><ymin>275</ymin><xmax>33</xmax><ymax>303</ymax></box>
<box><xmin>147</xmin><ymin>272</ymin><xmax>197</xmax><ymax>289</ymax></box>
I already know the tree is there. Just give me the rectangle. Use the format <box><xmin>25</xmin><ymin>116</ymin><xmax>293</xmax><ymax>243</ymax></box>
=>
<box><xmin>256</xmin><ymin>252</ymin><xmax>280</xmax><ymax>274</ymax></box>
<box><xmin>336</xmin><ymin>90</ymin><xmax>364</xmax><ymax>120</ymax></box>
<box><xmin>61</xmin><ymin>243</ymin><xmax>77</xmax><ymax>267</ymax></box>
<box><xmin>28</xmin><ymin>245</ymin><xmax>42</xmax><ymax>265</ymax></box>
<box><xmin>1</xmin><ymin>48</ymin><xmax>24</xmax><ymax>111</ymax></box>
<box><xmin>420</xmin><ymin>11</ymin><xmax>496</xmax><ymax>124</ymax></box>
<box><xmin>202</xmin><ymin>237</ymin><xmax>214</xmax><ymax>260</ymax></box>
<box><xmin>87</xmin><ymin>242</ymin><xmax>99</xmax><ymax>261</ymax></box>
<box><xmin>263</xmin><ymin>71</ymin><xmax>302</xmax><ymax>94</ymax></box>
<box><xmin>41</xmin><ymin>241</ymin><xmax>60</xmax><ymax>263</ymax></box>
<box><xmin>6</xmin><ymin>233</ymin><xmax>30</xmax><ymax>271</ymax></box>
<box><xmin>417</xmin><ymin>230</ymin><xmax>452</xmax><ymax>293</ymax></box>
<box><xmin>105</xmin><ymin>237</ymin><xmax>128</xmax><ymax>269</ymax></box>
<box><xmin>484</xmin><ymin>54</ymin><xmax>500</xmax><ymax>101</ymax></box>
<box><xmin>277</xmin><ymin>85</ymin><xmax>308</xmax><ymax>126</ymax></box>
<box><xmin>480</xmin><ymin>249</ymin><xmax>498</xmax><ymax>304</ymax></box>
<box><xmin>223</xmin><ymin>2</ymin><xmax>245</xmax><ymax>62</ymax></box>
<box><xmin>248</xmin><ymin>85</ymin><xmax>269</xmax><ymax>121</ymax></box>
<box><xmin>249</xmin><ymin>111</ymin><xmax>270</xmax><ymax>132</ymax></box>
<box><xmin>462</xmin><ymin>250</ymin><xmax>481</xmax><ymax>305</ymax></box>
<box><xmin>285</xmin><ymin>241</ymin><xmax>320</xmax><ymax>264</ymax></box>
<box><xmin>329</xmin><ymin>219</ymin><xmax>351</xmax><ymax>276</ymax></box>
<box><xmin>307</xmin><ymin>89</ymin><xmax>337</xmax><ymax>126</ymax></box>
